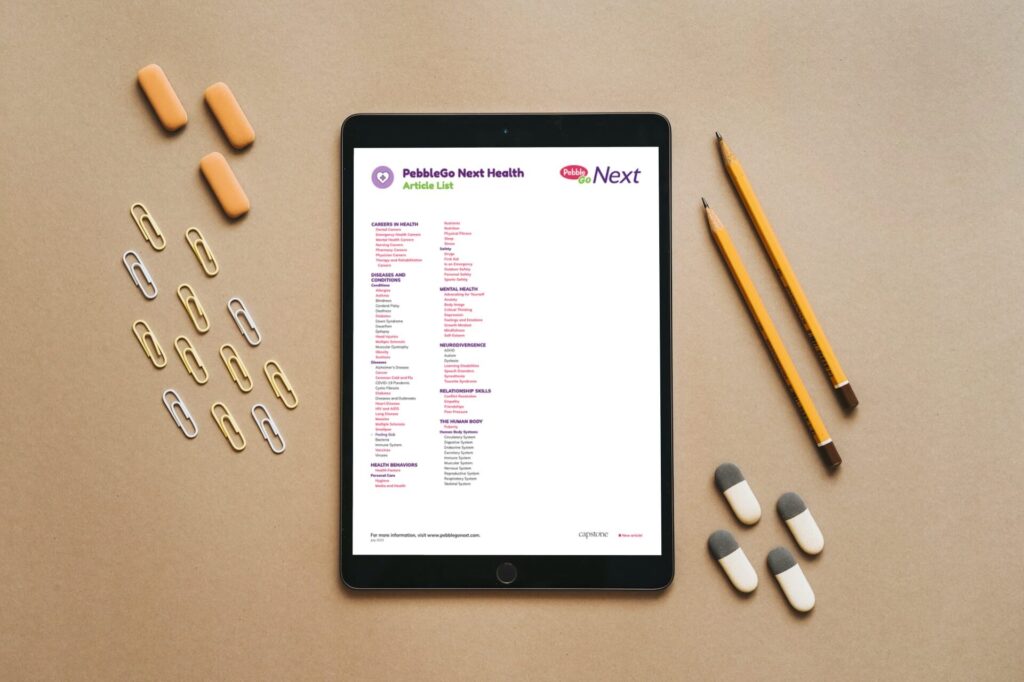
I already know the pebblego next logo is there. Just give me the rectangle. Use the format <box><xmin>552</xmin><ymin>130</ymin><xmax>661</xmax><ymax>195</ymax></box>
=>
<box><xmin>560</xmin><ymin>164</ymin><xmax>641</xmax><ymax>185</ymax></box>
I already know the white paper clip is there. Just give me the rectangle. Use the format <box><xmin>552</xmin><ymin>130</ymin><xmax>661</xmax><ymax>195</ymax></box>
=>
<box><xmin>251</xmin><ymin>403</ymin><xmax>285</xmax><ymax>454</ymax></box>
<box><xmin>228</xmin><ymin>297</ymin><xmax>262</xmax><ymax>346</ymax></box>
<box><xmin>122</xmin><ymin>250</ymin><xmax>158</xmax><ymax>300</ymax></box>
<box><xmin>163</xmin><ymin>389</ymin><xmax>198</xmax><ymax>439</ymax></box>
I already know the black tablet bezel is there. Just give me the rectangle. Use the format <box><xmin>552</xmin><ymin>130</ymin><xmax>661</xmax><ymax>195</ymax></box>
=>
<box><xmin>341</xmin><ymin>114</ymin><xmax>673</xmax><ymax>589</ymax></box>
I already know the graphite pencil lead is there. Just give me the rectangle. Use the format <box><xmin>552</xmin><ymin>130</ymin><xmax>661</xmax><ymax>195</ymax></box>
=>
<box><xmin>715</xmin><ymin>131</ymin><xmax>723</xmax><ymax>141</ymax></box>
<box><xmin>702</xmin><ymin>197</ymin><xmax>709</xmax><ymax>208</ymax></box>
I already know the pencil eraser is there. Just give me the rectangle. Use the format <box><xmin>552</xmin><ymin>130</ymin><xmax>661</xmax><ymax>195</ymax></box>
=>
<box><xmin>714</xmin><ymin>463</ymin><xmax>761</xmax><ymax>525</ymax></box>
<box><xmin>818</xmin><ymin>440</ymin><xmax>842</xmax><ymax>468</ymax></box>
<box><xmin>768</xmin><ymin>547</ymin><xmax>815</xmax><ymax>612</ymax></box>
<box><xmin>836</xmin><ymin>382</ymin><xmax>859</xmax><ymax>410</ymax></box>
<box><xmin>777</xmin><ymin>492</ymin><xmax>824</xmax><ymax>555</ymax></box>
<box><xmin>204</xmin><ymin>82</ymin><xmax>255</xmax><ymax>149</ymax></box>
<box><xmin>200</xmin><ymin>152</ymin><xmax>249</xmax><ymax>218</ymax></box>
<box><xmin>708</xmin><ymin>530</ymin><xmax>758</xmax><ymax>593</ymax></box>
<box><xmin>137</xmin><ymin>64</ymin><xmax>187</xmax><ymax>132</ymax></box>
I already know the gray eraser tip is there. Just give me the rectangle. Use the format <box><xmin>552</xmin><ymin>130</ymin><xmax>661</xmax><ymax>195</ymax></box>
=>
<box><xmin>767</xmin><ymin>546</ymin><xmax>797</xmax><ymax>575</ymax></box>
<box><xmin>714</xmin><ymin>463</ymin><xmax>745</xmax><ymax>492</ymax></box>
<box><xmin>707</xmin><ymin>530</ymin><xmax>739</xmax><ymax>560</ymax></box>
<box><xmin>777</xmin><ymin>492</ymin><xmax>807</xmax><ymax>520</ymax></box>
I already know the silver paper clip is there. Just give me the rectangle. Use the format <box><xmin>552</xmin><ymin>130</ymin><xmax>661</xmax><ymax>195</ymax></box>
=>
<box><xmin>163</xmin><ymin>389</ymin><xmax>198</xmax><ymax>439</ymax></box>
<box><xmin>251</xmin><ymin>403</ymin><xmax>285</xmax><ymax>454</ymax></box>
<box><xmin>228</xmin><ymin>297</ymin><xmax>262</xmax><ymax>346</ymax></box>
<box><xmin>122</xmin><ymin>250</ymin><xmax>158</xmax><ymax>300</ymax></box>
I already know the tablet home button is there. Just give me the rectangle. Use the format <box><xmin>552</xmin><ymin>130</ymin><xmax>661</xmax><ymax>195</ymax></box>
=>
<box><xmin>496</xmin><ymin>562</ymin><xmax>517</xmax><ymax>585</ymax></box>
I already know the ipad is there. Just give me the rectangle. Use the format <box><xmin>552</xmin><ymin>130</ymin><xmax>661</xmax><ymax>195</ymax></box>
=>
<box><xmin>341</xmin><ymin>114</ymin><xmax>673</xmax><ymax>589</ymax></box>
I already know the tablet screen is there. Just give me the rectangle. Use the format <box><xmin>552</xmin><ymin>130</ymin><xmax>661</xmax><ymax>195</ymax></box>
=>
<box><xmin>352</xmin><ymin>146</ymin><xmax>662</xmax><ymax>556</ymax></box>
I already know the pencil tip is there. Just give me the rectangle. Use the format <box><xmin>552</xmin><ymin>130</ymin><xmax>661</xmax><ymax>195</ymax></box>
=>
<box><xmin>715</xmin><ymin>131</ymin><xmax>723</xmax><ymax>141</ymax></box>
<box><xmin>701</xmin><ymin>197</ymin><xmax>709</xmax><ymax>208</ymax></box>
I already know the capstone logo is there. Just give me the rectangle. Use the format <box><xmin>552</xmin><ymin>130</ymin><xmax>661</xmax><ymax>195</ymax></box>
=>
<box><xmin>578</xmin><ymin>531</ymin><xmax>609</xmax><ymax>538</ymax></box>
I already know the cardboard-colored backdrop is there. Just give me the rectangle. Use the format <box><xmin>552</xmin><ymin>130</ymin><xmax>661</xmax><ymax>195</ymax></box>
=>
<box><xmin>2</xmin><ymin>1</ymin><xmax>1022</xmax><ymax>679</ymax></box>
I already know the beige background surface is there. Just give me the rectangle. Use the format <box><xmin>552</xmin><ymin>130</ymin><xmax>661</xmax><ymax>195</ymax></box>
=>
<box><xmin>2</xmin><ymin>1</ymin><xmax>1023</xmax><ymax>679</ymax></box>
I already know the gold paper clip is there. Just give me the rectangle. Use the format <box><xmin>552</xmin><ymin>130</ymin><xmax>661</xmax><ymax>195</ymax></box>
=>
<box><xmin>263</xmin><ymin>360</ymin><xmax>298</xmax><ymax>409</ymax></box>
<box><xmin>122</xmin><ymin>250</ymin><xmax>158</xmax><ymax>300</ymax></box>
<box><xmin>227</xmin><ymin>297</ymin><xmax>261</xmax><ymax>346</ymax></box>
<box><xmin>177</xmin><ymin>283</ymin><xmax>210</xmax><ymax>333</ymax></box>
<box><xmin>133</xmin><ymin>320</ymin><xmax>167</xmax><ymax>368</ymax></box>
<box><xmin>219</xmin><ymin>343</ymin><xmax>253</xmax><ymax>393</ymax></box>
<box><xmin>251</xmin><ymin>403</ymin><xmax>285</xmax><ymax>454</ymax></box>
<box><xmin>163</xmin><ymin>388</ymin><xmax>198</xmax><ymax>439</ymax></box>
<box><xmin>211</xmin><ymin>402</ymin><xmax>246</xmax><ymax>451</ymax></box>
<box><xmin>174</xmin><ymin>335</ymin><xmax>209</xmax><ymax>385</ymax></box>
<box><xmin>130</xmin><ymin>202</ymin><xmax>166</xmax><ymax>251</ymax></box>
<box><xmin>185</xmin><ymin>227</ymin><xmax>219</xmax><ymax>277</ymax></box>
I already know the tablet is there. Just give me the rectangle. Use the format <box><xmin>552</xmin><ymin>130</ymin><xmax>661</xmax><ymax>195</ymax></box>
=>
<box><xmin>341</xmin><ymin>114</ymin><xmax>673</xmax><ymax>589</ymax></box>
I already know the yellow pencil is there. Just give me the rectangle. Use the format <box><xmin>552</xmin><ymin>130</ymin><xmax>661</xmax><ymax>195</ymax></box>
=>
<box><xmin>717</xmin><ymin>133</ymin><xmax>858</xmax><ymax>410</ymax></box>
<box><xmin>704</xmin><ymin>198</ymin><xmax>841</xmax><ymax>468</ymax></box>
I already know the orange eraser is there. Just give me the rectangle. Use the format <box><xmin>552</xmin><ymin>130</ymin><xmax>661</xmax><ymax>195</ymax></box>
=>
<box><xmin>204</xmin><ymin>82</ymin><xmax>255</xmax><ymax>149</ymax></box>
<box><xmin>137</xmin><ymin>64</ymin><xmax>187</xmax><ymax>132</ymax></box>
<box><xmin>200</xmin><ymin>152</ymin><xmax>249</xmax><ymax>218</ymax></box>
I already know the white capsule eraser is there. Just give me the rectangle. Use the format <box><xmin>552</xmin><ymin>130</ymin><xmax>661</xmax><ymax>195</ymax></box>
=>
<box><xmin>777</xmin><ymin>492</ymin><xmax>824</xmax><ymax>555</ymax></box>
<box><xmin>708</xmin><ymin>530</ymin><xmax>758</xmax><ymax>593</ymax></box>
<box><xmin>714</xmin><ymin>463</ymin><xmax>762</xmax><ymax>525</ymax></box>
<box><xmin>768</xmin><ymin>547</ymin><xmax>815</xmax><ymax>612</ymax></box>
